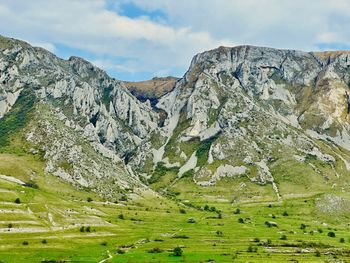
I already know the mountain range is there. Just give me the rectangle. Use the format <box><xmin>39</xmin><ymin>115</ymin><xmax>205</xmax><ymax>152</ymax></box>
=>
<box><xmin>1</xmin><ymin>35</ymin><xmax>350</xmax><ymax>262</ymax></box>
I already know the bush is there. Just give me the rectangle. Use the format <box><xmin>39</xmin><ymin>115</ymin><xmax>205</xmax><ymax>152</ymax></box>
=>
<box><xmin>280</xmin><ymin>235</ymin><xmax>287</xmax><ymax>240</ymax></box>
<box><xmin>80</xmin><ymin>226</ymin><xmax>85</xmax><ymax>232</ymax></box>
<box><xmin>300</xmin><ymin>223</ymin><xmax>306</xmax><ymax>230</ymax></box>
<box><xmin>238</xmin><ymin>218</ymin><xmax>244</xmax><ymax>224</ymax></box>
<box><xmin>101</xmin><ymin>241</ymin><xmax>107</xmax><ymax>246</ymax></box>
<box><xmin>233</xmin><ymin>208</ymin><xmax>240</xmax><ymax>214</ymax></box>
<box><xmin>203</xmin><ymin>204</ymin><xmax>210</xmax><ymax>211</ymax></box>
<box><xmin>116</xmin><ymin>248</ymin><xmax>125</xmax><ymax>254</ymax></box>
<box><xmin>173</xmin><ymin>247</ymin><xmax>183</xmax><ymax>256</ymax></box>
<box><xmin>253</xmin><ymin>237</ymin><xmax>260</xmax><ymax>242</ymax></box>
<box><xmin>282</xmin><ymin>211</ymin><xmax>289</xmax><ymax>216</ymax></box>
<box><xmin>119</xmin><ymin>195</ymin><xmax>128</xmax><ymax>202</ymax></box>
<box><xmin>8</xmin><ymin>223</ymin><xmax>12</xmax><ymax>229</ymax></box>
<box><xmin>24</xmin><ymin>180</ymin><xmax>39</xmax><ymax>189</ymax></box>
<box><xmin>148</xmin><ymin>247</ymin><xmax>162</xmax><ymax>253</ymax></box>
<box><xmin>315</xmin><ymin>250</ymin><xmax>321</xmax><ymax>257</ymax></box>
<box><xmin>85</xmin><ymin>226</ymin><xmax>91</xmax><ymax>232</ymax></box>
<box><xmin>187</xmin><ymin>217</ymin><xmax>196</xmax><ymax>223</ymax></box>
<box><xmin>340</xmin><ymin>238</ymin><xmax>345</xmax><ymax>243</ymax></box>
<box><xmin>247</xmin><ymin>245</ymin><xmax>257</xmax><ymax>252</ymax></box>
<box><xmin>216</xmin><ymin>230</ymin><xmax>223</xmax><ymax>236</ymax></box>
<box><xmin>14</xmin><ymin>198</ymin><xmax>21</xmax><ymax>204</ymax></box>
<box><xmin>42</xmin><ymin>239</ymin><xmax>47</xmax><ymax>244</ymax></box>
<box><xmin>328</xmin><ymin>231</ymin><xmax>336</xmax><ymax>238</ymax></box>
<box><xmin>118</xmin><ymin>214</ymin><xmax>125</xmax><ymax>220</ymax></box>
<box><xmin>22</xmin><ymin>241</ymin><xmax>29</xmax><ymax>245</ymax></box>
<box><xmin>87</xmin><ymin>197</ymin><xmax>93</xmax><ymax>202</ymax></box>
<box><xmin>179</xmin><ymin>208</ymin><xmax>186</xmax><ymax>214</ymax></box>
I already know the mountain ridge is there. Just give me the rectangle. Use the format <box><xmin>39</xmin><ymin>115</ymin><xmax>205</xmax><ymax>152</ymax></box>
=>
<box><xmin>1</xmin><ymin>34</ymin><xmax>350</xmax><ymax>202</ymax></box>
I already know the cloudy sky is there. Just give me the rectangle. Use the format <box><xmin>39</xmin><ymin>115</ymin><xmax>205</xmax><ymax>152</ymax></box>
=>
<box><xmin>0</xmin><ymin>0</ymin><xmax>349</xmax><ymax>81</ymax></box>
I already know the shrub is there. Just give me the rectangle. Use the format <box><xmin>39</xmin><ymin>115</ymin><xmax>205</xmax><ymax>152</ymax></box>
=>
<box><xmin>253</xmin><ymin>237</ymin><xmax>260</xmax><ymax>242</ymax></box>
<box><xmin>42</xmin><ymin>239</ymin><xmax>47</xmax><ymax>244</ymax></box>
<box><xmin>247</xmin><ymin>245</ymin><xmax>257</xmax><ymax>252</ymax></box>
<box><xmin>300</xmin><ymin>223</ymin><xmax>306</xmax><ymax>230</ymax></box>
<box><xmin>216</xmin><ymin>230</ymin><xmax>223</xmax><ymax>236</ymax></box>
<box><xmin>280</xmin><ymin>235</ymin><xmax>287</xmax><ymax>240</ymax></box>
<box><xmin>173</xmin><ymin>247</ymin><xmax>183</xmax><ymax>256</ymax></box>
<box><xmin>8</xmin><ymin>223</ymin><xmax>12</xmax><ymax>229</ymax></box>
<box><xmin>187</xmin><ymin>217</ymin><xmax>196</xmax><ymax>223</ymax></box>
<box><xmin>80</xmin><ymin>226</ymin><xmax>85</xmax><ymax>232</ymax></box>
<box><xmin>101</xmin><ymin>241</ymin><xmax>107</xmax><ymax>246</ymax></box>
<box><xmin>118</xmin><ymin>214</ymin><xmax>125</xmax><ymax>220</ymax></box>
<box><xmin>282</xmin><ymin>211</ymin><xmax>289</xmax><ymax>216</ymax></box>
<box><xmin>328</xmin><ymin>231</ymin><xmax>336</xmax><ymax>238</ymax></box>
<box><xmin>87</xmin><ymin>197</ymin><xmax>93</xmax><ymax>202</ymax></box>
<box><xmin>119</xmin><ymin>195</ymin><xmax>128</xmax><ymax>202</ymax></box>
<box><xmin>14</xmin><ymin>198</ymin><xmax>21</xmax><ymax>204</ymax></box>
<box><xmin>22</xmin><ymin>241</ymin><xmax>29</xmax><ymax>245</ymax></box>
<box><xmin>24</xmin><ymin>180</ymin><xmax>39</xmax><ymax>189</ymax></box>
<box><xmin>340</xmin><ymin>237</ymin><xmax>345</xmax><ymax>243</ymax></box>
<box><xmin>233</xmin><ymin>208</ymin><xmax>240</xmax><ymax>214</ymax></box>
<box><xmin>204</xmin><ymin>205</ymin><xmax>210</xmax><ymax>211</ymax></box>
<box><xmin>148</xmin><ymin>247</ymin><xmax>162</xmax><ymax>253</ymax></box>
<box><xmin>315</xmin><ymin>250</ymin><xmax>321</xmax><ymax>257</ymax></box>
<box><xmin>179</xmin><ymin>208</ymin><xmax>186</xmax><ymax>214</ymax></box>
<box><xmin>85</xmin><ymin>226</ymin><xmax>91</xmax><ymax>232</ymax></box>
<box><xmin>116</xmin><ymin>248</ymin><xmax>125</xmax><ymax>254</ymax></box>
<box><xmin>238</xmin><ymin>218</ymin><xmax>244</xmax><ymax>224</ymax></box>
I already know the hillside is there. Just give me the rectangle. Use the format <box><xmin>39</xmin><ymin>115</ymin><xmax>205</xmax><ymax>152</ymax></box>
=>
<box><xmin>1</xmin><ymin>35</ymin><xmax>350</xmax><ymax>262</ymax></box>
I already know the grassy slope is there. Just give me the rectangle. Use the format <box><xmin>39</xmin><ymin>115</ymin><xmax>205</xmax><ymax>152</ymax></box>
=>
<box><xmin>1</xmin><ymin>152</ymin><xmax>350</xmax><ymax>262</ymax></box>
<box><xmin>0</xmin><ymin>94</ymin><xmax>350</xmax><ymax>262</ymax></box>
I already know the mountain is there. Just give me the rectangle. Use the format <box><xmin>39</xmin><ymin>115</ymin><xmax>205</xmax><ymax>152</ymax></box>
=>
<box><xmin>132</xmin><ymin>45</ymin><xmax>350</xmax><ymax>202</ymax></box>
<box><xmin>1</xmin><ymin>35</ymin><xmax>350</xmax><ymax>262</ymax></box>
<box><xmin>0</xmin><ymin>35</ymin><xmax>159</xmax><ymax>198</ymax></box>
<box><xmin>2</xmin><ymin>35</ymin><xmax>350</xmax><ymax>200</ymax></box>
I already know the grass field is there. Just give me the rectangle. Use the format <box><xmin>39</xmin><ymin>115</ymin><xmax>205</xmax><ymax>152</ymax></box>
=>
<box><xmin>0</xmin><ymin>153</ymin><xmax>350</xmax><ymax>263</ymax></box>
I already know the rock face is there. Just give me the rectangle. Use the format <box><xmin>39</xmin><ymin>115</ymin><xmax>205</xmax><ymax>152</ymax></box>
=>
<box><xmin>0</xmin><ymin>35</ymin><xmax>157</xmax><ymax>197</ymax></box>
<box><xmin>132</xmin><ymin>45</ymin><xmax>350</xmax><ymax>200</ymax></box>
<box><xmin>1</xmin><ymin>35</ymin><xmax>350</xmax><ymax>200</ymax></box>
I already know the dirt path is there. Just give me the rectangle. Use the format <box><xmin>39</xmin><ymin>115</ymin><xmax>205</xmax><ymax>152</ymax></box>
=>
<box><xmin>98</xmin><ymin>250</ymin><xmax>112</xmax><ymax>263</ymax></box>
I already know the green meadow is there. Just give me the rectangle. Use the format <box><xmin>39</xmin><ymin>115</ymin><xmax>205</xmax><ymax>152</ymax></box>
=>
<box><xmin>0</xmin><ymin>153</ymin><xmax>350</xmax><ymax>263</ymax></box>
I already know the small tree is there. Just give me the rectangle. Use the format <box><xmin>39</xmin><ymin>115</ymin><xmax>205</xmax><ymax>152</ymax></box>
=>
<box><xmin>8</xmin><ymin>223</ymin><xmax>13</xmax><ymax>229</ymax></box>
<box><xmin>80</xmin><ymin>226</ymin><xmax>85</xmax><ymax>232</ymax></box>
<box><xmin>204</xmin><ymin>204</ymin><xmax>210</xmax><ymax>211</ymax></box>
<box><xmin>179</xmin><ymin>208</ymin><xmax>186</xmax><ymax>214</ymax></box>
<box><xmin>118</xmin><ymin>214</ymin><xmax>125</xmax><ymax>220</ymax></box>
<box><xmin>238</xmin><ymin>218</ymin><xmax>244</xmax><ymax>224</ymax></box>
<box><xmin>41</xmin><ymin>239</ymin><xmax>47</xmax><ymax>244</ymax></box>
<box><xmin>340</xmin><ymin>237</ymin><xmax>345</xmax><ymax>243</ymax></box>
<box><xmin>280</xmin><ymin>235</ymin><xmax>287</xmax><ymax>240</ymax></box>
<box><xmin>85</xmin><ymin>226</ymin><xmax>91</xmax><ymax>232</ymax></box>
<box><xmin>282</xmin><ymin>211</ymin><xmax>289</xmax><ymax>216</ymax></box>
<box><xmin>14</xmin><ymin>198</ymin><xmax>21</xmax><ymax>204</ymax></box>
<box><xmin>300</xmin><ymin>223</ymin><xmax>306</xmax><ymax>230</ymax></box>
<box><xmin>328</xmin><ymin>231</ymin><xmax>336</xmax><ymax>238</ymax></box>
<box><xmin>87</xmin><ymin>197</ymin><xmax>93</xmax><ymax>202</ymax></box>
<box><xmin>22</xmin><ymin>241</ymin><xmax>29</xmax><ymax>245</ymax></box>
<box><xmin>173</xmin><ymin>246</ymin><xmax>183</xmax><ymax>256</ymax></box>
<box><xmin>233</xmin><ymin>208</ymin><xmax>241</xmax><ymax>214</ymax></box>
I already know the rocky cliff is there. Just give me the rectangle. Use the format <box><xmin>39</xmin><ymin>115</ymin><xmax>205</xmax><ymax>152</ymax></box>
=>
<box><xmin>1</xmin><ymin>35</ymin><xmax>350</xmax><ymax>200</ymax></box>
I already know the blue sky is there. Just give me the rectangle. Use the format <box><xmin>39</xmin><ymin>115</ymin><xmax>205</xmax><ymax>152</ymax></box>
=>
<box><xmin>0</xmin><ymin>0</ymin><xmax>350</xmax><ymax>81</ymax></box>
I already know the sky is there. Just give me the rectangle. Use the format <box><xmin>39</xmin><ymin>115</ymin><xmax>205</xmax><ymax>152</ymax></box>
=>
<box><xmin>0</xmin><ymin>0</ymin><xmax>350</xmax><ymax>81</ymax></box>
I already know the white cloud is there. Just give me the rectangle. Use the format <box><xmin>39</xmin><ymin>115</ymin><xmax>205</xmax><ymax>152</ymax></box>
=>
<box><xmin>0</xmin><ymin>0</ymin><xmax>349</xmax><ymax>80</ymax></box>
